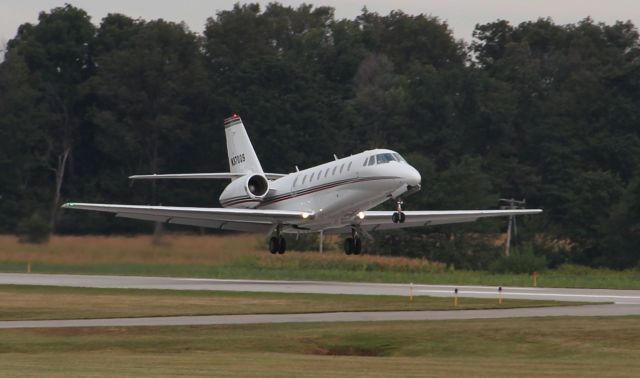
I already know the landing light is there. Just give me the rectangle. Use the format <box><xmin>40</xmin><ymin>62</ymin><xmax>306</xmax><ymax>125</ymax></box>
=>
<box><xmin>301</xmin><ymin>212</ymin><xmax>310</xmax><ymax>219</ymax></box>
<box><xmin>357</xmin><ymin>211</ymin><xmax>365</xmax><ymax>219</ymax></box>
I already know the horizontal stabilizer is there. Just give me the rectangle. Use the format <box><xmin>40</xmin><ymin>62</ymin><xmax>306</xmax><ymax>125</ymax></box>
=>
<box><xmin>128</xmin><ymin>172</ymin><xmax>287</xmax><ymax>180</ymax></box>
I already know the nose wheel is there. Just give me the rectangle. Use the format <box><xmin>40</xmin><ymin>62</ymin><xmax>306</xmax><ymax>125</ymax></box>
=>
<box><xmin>392</xmin><ymin>200</ymin><xmax>406</xmax><ymax>223</ymax></box>
<box><xmin>344</xmin><ymin>228</ymin><xmax>362</xmax><ymax>255</ymax></box>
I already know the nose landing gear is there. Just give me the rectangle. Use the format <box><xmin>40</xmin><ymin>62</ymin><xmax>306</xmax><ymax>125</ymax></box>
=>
<box><xmin>392</xmin><ymin>200</ymin><xmax>406</xmax><ymax>223</ymax></box>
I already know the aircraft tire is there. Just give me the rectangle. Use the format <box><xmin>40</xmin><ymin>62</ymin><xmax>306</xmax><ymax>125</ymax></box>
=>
<box><xmin>278</xmin><ymin>237</ymin><xmax>286</xmax><ymax>254</ymax></box>
<box><xmin>354</xmin><ymin>238</ymin><xmax>362</xmax><ymax>255</ymax></box>
<box><xmin>344</xmin><ymin>238</ymin><xmax>354</xmax><ymax>255</ymax></box>
<box><xmin>392</xmin><ymin>212</ymin><xmax>400</xmax><ymax>223</ymax></box>
<box><xmin>269</xmin><ymin>237</ymin><xmax>279</xmax><ymax>254</ymax></box>
<box><xmin>399</xmin><ymin>212</ymin><xmax>406</xmax><ymax>223</ymax></box>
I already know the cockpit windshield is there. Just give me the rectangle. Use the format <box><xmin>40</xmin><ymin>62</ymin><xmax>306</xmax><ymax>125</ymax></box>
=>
<box><xmin>365</xmin><ymin>152</ymin><xmax>407</xmax><ymax>166</ymax></box>
<box><xmin>376</xmin><ymin>153</ymin><xmax>397</xmax><ymax>164</ymax></box>
<box><xmin>392</xmin><ymin>153</ymin><xmax>406</xmax><ymax>163</ymax></box>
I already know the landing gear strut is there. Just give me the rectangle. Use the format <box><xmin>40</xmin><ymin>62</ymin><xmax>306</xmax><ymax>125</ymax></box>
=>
<box><xmin>344</xmin><ymin>227</ymin><xmax>362</xmax><ymax>255</ymax></box>
<box><xmin>269</xmin><ymin>225</ymin><xmax>286</xmax><ymax>254</ymax></box>
<box><xmin>392</xmin><ymin>200</ymin><xmax>406</xmax><ymax>223</ymax></box>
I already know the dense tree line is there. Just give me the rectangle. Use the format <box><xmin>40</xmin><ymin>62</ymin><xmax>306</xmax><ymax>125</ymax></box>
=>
<box><xmin>1</xmin><ymin>4</ymin><xmax>639</xmax><ymax>269</ymax></box>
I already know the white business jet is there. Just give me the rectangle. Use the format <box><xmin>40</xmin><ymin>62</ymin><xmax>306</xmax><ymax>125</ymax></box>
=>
<box><xmin>63</xmin><ymin>114</ymin><xmax>542</xmax><ymax>255</ymax></box>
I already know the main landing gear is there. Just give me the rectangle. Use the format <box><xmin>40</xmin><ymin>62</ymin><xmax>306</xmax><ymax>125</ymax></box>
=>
<box><xmin>269</xmin><ymin>225</ymin><xmax>286</xmax><ymax>254</ymax></box>
<box><xmin>344</xmin><ymin>228</ymin><xmax>362</xmax><ymax>255</ymax></box>
<box><xmin>392</xmin><ymin>200</ymin><xmax>406</xmax><ymax>223</ymax></box>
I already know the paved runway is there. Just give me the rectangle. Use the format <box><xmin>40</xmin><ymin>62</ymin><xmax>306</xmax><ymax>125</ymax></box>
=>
<box><xmin>0</xmin><ymin>273</ymin><xmax>639</xmax><ymax>328</ymax></box>
<box><xmin>1</xmin><ymin>304</ymin><xmax>638</xmax><ymax>329</ymax></box>
<box><xmin>1</xmin><ymin>273</ymin><xmax>639</xmax><ymax>303</ymax></box>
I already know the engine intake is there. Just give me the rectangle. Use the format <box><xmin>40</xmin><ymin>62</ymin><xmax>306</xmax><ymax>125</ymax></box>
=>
<box><xmin>219</xmin><ymin>174</ymin><xmax>270</xmax><ymax>208</ymax></box>
<box><xmin>246</xmin><ymin>174</ymin><xmax>269</xmax><ymax>198</ymax></box>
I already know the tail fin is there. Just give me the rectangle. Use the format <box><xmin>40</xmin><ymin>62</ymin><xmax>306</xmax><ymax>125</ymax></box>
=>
<box><xmin>224</xmin><ymin>114</ymin><xmax>264</xmax><ymax>176</ymax></box>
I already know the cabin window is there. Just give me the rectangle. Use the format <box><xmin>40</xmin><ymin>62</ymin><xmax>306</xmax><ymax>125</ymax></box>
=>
<box><xmin>332</xmin><ymin>166</ymin><xmax>337</xmax><ymax>175</ymax></box>
<box><xmin>347</xmin><ymin>162</ymin><xmax>352</xmax><ymax>171</ymax></box>
<box><xmin>302</xmin><ymin>175</ymin><xmax>307</xmax><ymax>185</ymax></box>
<box><xmin>293</xmin><ymin>176</ymin><xmax>299</xmax><ymax>187</ymax></box>
<box><xmin>318</xmin><ymin>171</ymin><xmax>322</xmax><ymax>180</ymax></box>
<box><xmin>340</xmin><ymin>163</ymin><xmax>345</xmax><ymax>173</ymax></box>
<box><xmin>367</xmin><ymin>156</ymin><xmax>376</xmax><ymax>166</ymax></box>
<box><xmin>325</xmin><ymin>168</ymin><xmax>330</xmax><ymax>177</ymax></box>
<box><xmin>363</xmin><ymin>158</ymin><xmax>368</xmax><ymax>166</ymax></box>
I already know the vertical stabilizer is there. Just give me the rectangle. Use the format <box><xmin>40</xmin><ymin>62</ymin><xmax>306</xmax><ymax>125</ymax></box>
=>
<box><xmin>223</xmin><ymin>114</ymin><xmax>264</xmax><ymax>176</ymax></box>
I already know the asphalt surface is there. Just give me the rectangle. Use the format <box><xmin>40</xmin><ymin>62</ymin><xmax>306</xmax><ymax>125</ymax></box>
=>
<box><xmin>0</xmin><ymin>273</ymin><xmax>639</xmax><ymax>328</ymax></box>
<box><xmin>1</xmin><ymin>304</ymin><xmax>637</xmax><ymax>329</ymax></box>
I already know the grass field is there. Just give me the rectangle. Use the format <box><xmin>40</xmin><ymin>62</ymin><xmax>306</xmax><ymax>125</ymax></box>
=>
<box><xmin>1</xmin><ymin>234</ymin><xmax>639</xmax><ymax>289</ymax></box>
<box><xmin>1</xmin><ymin>317</ymin><xmax>639</xmax><ymax>377</ymax></box>
<box><xmin>0</xmin><ymin>235</ymin><xmax>636</xmax><ymax>377</ymax></box>
<box><xmin>0</xmin><ymin>285</ymin><xmax>577</xmax><ymax>321</ymax></box>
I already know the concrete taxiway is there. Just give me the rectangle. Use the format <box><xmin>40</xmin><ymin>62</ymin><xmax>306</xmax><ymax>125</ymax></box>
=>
<box><xmin>0</xmin><ymin>273</ymin><xmax>638</xmax><ymax>328</ymax></box>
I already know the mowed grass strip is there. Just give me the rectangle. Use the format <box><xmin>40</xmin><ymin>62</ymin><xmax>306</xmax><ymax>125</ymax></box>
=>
<box><xmin>0</xmin><ymin>317</ymin><xmax>639</xmax><ymax>377</ymax></box>
<box><xmin>2</xmin><ymin>234</ymin><xmax>640</xmax><ymax>288</ymax></box>
<box><xmin>0</xmin><ymin>234</ymin><xmax>265</xmax><ymax>265</ymax></box>
<box><xmin>0</xmin><ymin>285</ymin><xmax>579</xmax><ymax>321</ymax></box>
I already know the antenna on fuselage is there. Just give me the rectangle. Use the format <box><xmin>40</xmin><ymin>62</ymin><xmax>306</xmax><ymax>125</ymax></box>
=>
<box><xmin>295</xmin><ymin>165</ymin><xmax>299</xmax><ymax>172</ymax></box>
<box><xmin>333</xmin><ymin>154</ymin><xmax>338</xmax><ymax>160</ymax></box>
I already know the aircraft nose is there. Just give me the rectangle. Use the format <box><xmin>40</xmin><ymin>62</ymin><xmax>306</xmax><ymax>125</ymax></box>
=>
<box><xmin>406</xmin><ymin>166</ymin><xmax>421</xmax><ymax>187</ymax></box>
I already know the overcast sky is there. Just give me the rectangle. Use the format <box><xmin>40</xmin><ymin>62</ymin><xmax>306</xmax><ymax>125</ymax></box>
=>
<box><xmin>2</xmin><ymin>0</ymin><xmax>639</xmax><ymax>48</ymax></box>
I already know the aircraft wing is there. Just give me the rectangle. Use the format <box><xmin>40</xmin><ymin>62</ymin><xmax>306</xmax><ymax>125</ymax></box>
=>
<box><xmin>129</xmin><ymin>172</ymin><xmax>288</xmax><ymax>180</ymax></box>
<box><xmin>325</xmin><ymin>209</ymin><xmax>542</xmax><ymax>234</ymax></box>
<box><xmin>61</xmin><ymin>203</ymin><xmax>313</xmax><ymax>233</ymax></box>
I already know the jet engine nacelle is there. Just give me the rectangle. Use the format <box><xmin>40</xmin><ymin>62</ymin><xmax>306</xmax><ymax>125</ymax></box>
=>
<box><xmin>219</xmin><ymin>174</ymin><xmax>269</xmax><ymax>208</ymax></box>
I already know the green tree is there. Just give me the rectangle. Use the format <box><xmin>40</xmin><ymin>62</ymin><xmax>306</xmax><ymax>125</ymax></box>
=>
<box><xmin>598</xmin><ymin>175</ymin><xmax>640</xmax><ymax>268</ymax></box>
<box><xmin>2</xmin><ymin>3</ymin><xmax>640</xmax><ymax>269</ymax></box>
<box><xmin>472</xmin><ymin>17</ymin><xmax>640</xmax><ymax>268</ymax></box>
<box><xmin>88</xmin><ymin>18</ymin><xmax>208</xmax><ymax>205</ymax></box>
<box><xmin>204</xmin><ymin>3</ymin><xmax>350</xmax><ymax>170</ymax></box>
<box><xmin>4</xmin><ymin>5</ymin><xmax>95</xmax><ymax>232</ymax></box>
<box><xmin>0</xmin><ymin>50</ymin><xmax>48</xmax><ymax>233</ymax></box>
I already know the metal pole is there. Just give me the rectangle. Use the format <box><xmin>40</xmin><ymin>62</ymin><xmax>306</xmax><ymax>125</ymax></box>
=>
<box><xmin>319</xmin><ymin>230</ymin><xmax>324</xmax><ymax>253</ymax></box>
<box><xmin>499</xmin><ymin>198</ymin><xmax>526</xmax><ymax>257</ymax></box>
<box><xmin>505</xmin><ymin>215</ymin><xmax>512</xmax><ymax>257</ymax></box>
